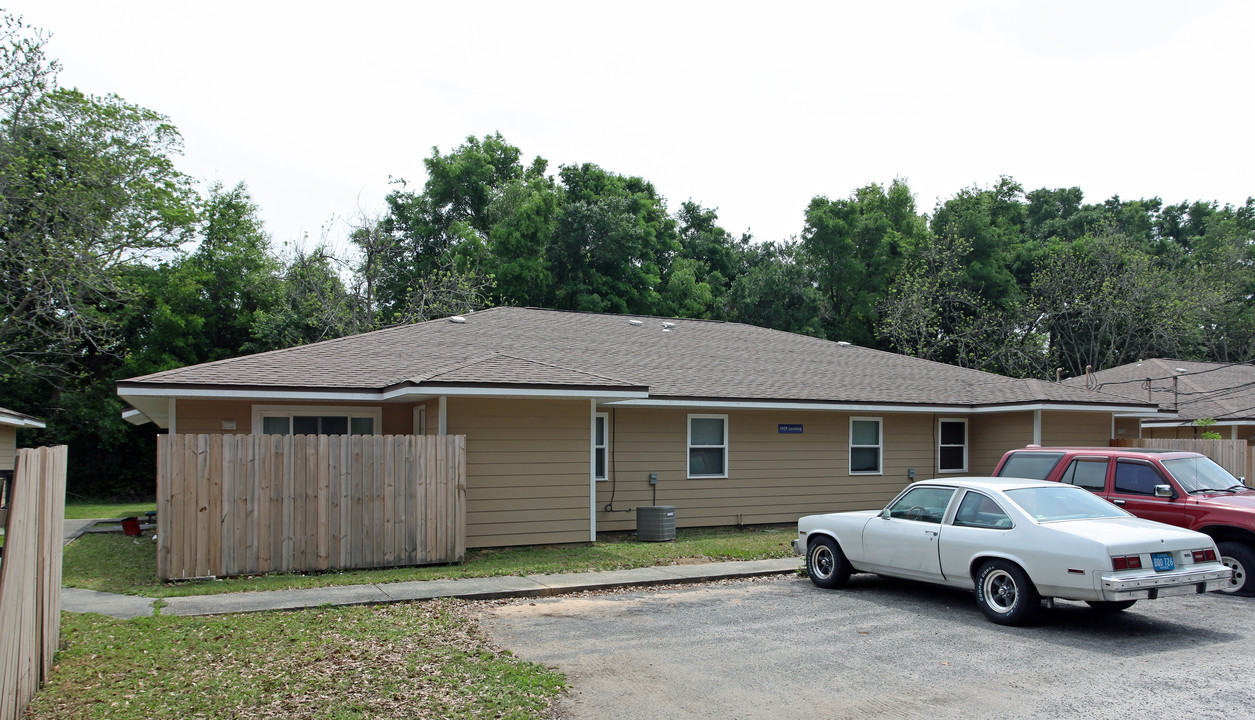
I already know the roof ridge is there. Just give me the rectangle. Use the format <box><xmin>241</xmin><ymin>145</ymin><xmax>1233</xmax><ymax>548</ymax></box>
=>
<box><xmin>123</xmin><ymin>312</ymin><xmax>498</xmax><ymax>383</ymax></box>
<box><xmin>417</xmin><ymin>351</ymin><xmax>639</xmax><ymax>386</ymax></box>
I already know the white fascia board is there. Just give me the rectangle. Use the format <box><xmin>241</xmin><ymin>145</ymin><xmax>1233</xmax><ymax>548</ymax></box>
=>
<box><xmin>0</xmin><ymin>415</ymin><xmax>46</xmax><ymax>429</ymax></box>
<box><xmin>382</xmin><ymin>386</ymin><xmax>648</xmax><ymax>401</ymax></box>
<box><xmin>118</xmin><ymin>385</ymin><xmax>648</xmax><ymax>403</ymax></box>
<box><xmin>1142</xmin><ymin>419</ymin><xmax>1255</xmax><ymax>428</ymax></box>
<box><xmin>118</xmin><ymin>387</ymin><xmax>385</xmax><ymax>402</ymax></box>
<box><xmin>121</xmin><ymin>408</ymin><xmax>151</xmax><ymax>426</ymax></box>
<box><xmin>602</xmin><ymin>399</ymin><xmax>1155</xmax><ymax>414</ymax></box>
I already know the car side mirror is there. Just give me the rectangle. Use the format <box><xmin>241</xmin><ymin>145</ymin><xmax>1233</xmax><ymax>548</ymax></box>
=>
<box><xmin>1154</xmin><ymin>484</ymin><xmax>1174</xmax><ymax>498</ymax></box>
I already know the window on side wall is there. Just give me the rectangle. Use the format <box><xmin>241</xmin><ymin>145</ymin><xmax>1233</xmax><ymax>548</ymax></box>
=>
<box><xmin>938</xmin><ymin>419</ymin><xmax>967</xmax><ymax>473</ymax></box>
<box><xmin>254</xmin><ymin>406</ymin><xmax>381</xmax><ymax>436</ymax></box>
<box><xmin>850</xmin><ymin>417</ymin><xmax>882</xmax><ymax>474</ymax></box>
<box><xmin>593</xmin><ymin>413</ymin><xmax>608</xmax><ymax>481</ymax></box>
<box><xmin>688</xmin><ymin>414</ymin><xmax>727</xmax><ymax>478</ymax></box>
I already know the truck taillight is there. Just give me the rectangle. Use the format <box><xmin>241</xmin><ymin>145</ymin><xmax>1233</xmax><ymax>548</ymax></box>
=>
<box><xmin>1112</xmin><ymin>555</ymin><xmax>1142</xmax><ymax>570</ymax></box>
<box><xmin>1193</xmin><ymin>549</ymin><xmax>1217</xmax><ymax>563</ymax></box>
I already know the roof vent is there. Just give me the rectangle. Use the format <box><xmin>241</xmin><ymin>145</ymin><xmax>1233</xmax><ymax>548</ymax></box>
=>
<box><xmin>449</xmin><ymin>316</ymin><xmax>467</xmax><ymax>324</ymax></box>
<box><xmin>837</xmin><ymin>341</ymin><xmax>851</xmax><ymax>346</ymax></box>
<box><xmin>629</xmin><ymin>319</ymin><xmax>643</xmax><ymax>326</ymax></box>
<box><xmin>661</xmin><ymin>322</ymin><xmax>676</xmax><ymax>329</ymax></box>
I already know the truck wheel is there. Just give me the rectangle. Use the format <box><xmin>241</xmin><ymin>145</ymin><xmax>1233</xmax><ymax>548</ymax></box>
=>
<box><xmin>1217</xmin><ymin>541</ymin><xmax>1255</xmax><ymax>596</ymax></box>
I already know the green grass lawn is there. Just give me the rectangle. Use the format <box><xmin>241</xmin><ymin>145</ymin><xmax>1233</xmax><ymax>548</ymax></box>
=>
<box><xmin>27</xmin><ymin>600</ymin><xmax>563</xmax><ymax>719</ymax></box>
<box><xmin>62</xmin><ymin>525</ymin><xmax>797</xmax><ymax>598</ymax></box>
<box><xmin>64</xmin><ymin>500</ymin><xmax>157</xmax><ymax>520</ymax></box>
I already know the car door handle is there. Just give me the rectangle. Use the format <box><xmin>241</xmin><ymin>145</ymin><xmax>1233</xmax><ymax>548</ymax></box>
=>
<box><xmin>1112</xmin><ymin>499</ymin><xmax>1125</xmax><ymax>506</ymax></box>
<box><xmin>925</xmin><ymin>530</ymin><xmax>939</xmax><ymax>538</ymax></box>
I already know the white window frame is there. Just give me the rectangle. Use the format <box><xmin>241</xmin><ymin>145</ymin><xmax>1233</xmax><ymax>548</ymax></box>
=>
<box><xmin>593</xmin><ymin>412</ymin><xmax>608</xmax><ymax>481</ymax></box>
<box><xmin>849</xmin><ymin>417</ymin><xmax>883</xmax><ymax>475</ymax></box>
<box><xmin>938</xmin><ymin>418</ymin><xmax>968</xmax><ymax>473</ymax></box>
<box><xmin>251</xmin><ymin>405</ymin><xmax>383</xmax><ymax>435</ymax></box>
<box><xmin>687</xmin><ymin>414</ymin><xmax>728</xmax><ymax>479</ymax></box>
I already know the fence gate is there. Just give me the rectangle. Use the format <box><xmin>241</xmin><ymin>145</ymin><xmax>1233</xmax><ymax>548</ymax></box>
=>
<box><xmin>157</xmin><ymin>434</ymin><xmax>466</xmax><ymax>581</ymax></box>
<box><xmin>0</xmin><ymin>446</ymin><xmax>67</xmax><ymax>720</ymax></box>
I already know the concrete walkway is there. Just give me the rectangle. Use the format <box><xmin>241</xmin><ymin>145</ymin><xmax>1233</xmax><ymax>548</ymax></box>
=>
<box><xmin>60</xmin><ymin>551</ymin><xmax>802</xmax><ymax>620</ymax></box>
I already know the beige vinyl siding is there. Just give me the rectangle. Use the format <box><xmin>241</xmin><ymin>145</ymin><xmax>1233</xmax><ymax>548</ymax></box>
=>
<box><xmin>173</xmin><ymin>399</ymin><xmax>416</xmax><ymax>435</ymax></box>
<box><xmin>0</xmin><ymin>425</ymin><xmax>14</xmax><ymax>472</ymax></box>
<box><xmin>596</xmin><ymin>409</ymin><xmax>925</xmax><ymax>532</ymax></box>
<box><xmin>1113</xmin><ymin>417</ymin><xmax>1142</xmax><ymax>441</ymax></box>
<box><xmin>450</xmin><ymin>397</ymin><xmax>590</xmax><ymax>548</ymax></box>
<box><xmin>1042</xmin><ymin>411</ymin><xmax>1111</xmax><ymax>446</ymax></box>
<box><xmin>969</xmin><ymin>412</ymin><xmax>1034</xmax><ymax>474</ymax></box>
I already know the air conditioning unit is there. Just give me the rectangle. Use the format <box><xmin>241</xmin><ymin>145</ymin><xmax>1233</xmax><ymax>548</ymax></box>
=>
<box><xmin>637</xmin><ymin>505</ymin><xmax>676</xmax><ymax>542</ymax></box>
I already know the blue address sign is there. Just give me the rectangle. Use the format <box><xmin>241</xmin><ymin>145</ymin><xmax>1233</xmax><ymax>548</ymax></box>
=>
<box><xmin>778</xmin><ymin>424</ymin><xmax>803</xmax><ymax>434</ymax></box>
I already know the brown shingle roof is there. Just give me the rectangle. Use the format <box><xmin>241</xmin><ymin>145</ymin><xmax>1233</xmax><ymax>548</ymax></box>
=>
<box><xmin>1064</xmin><ymin>359</ymin><xmax>1255</xmax><ymax>421</ymax></box>
<box><xmin>119</xmin><ymin>307</ymin><xmax>1151</xmax><ymax>409</ymax></box>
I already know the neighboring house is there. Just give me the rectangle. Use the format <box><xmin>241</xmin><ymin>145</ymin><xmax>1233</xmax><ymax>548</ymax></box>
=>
<box><xmin>1</xmin><ymin>407</ymin><xmax>45</xmax><ymax>513</ymax></box>
<box><xmin>0</xmin><ymin>407</ymin><xmax>45</xmax><ymax>474</ymax></box>
<box><xmin>118</xmin><ymin>307</ymin><xmax>1157</xmax><ymax>548</ymax></box>
<box><xmin>1066</xmin><ymin>359</ymin><xmax>1255</xmax><ymax>442</ymax></box>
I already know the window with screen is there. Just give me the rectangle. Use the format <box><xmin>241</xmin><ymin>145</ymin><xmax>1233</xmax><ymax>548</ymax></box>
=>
<box><xmin>688</xmin><ymin>415</ymin><xmax>727</xmax><ymax>478</ymax></box>
<box><xmin>938</xmin><ymin>419</ymin><xmax>967</xmax><ymax>472</ymax></box>
<box><xmin>850</xmin><ymin>418</ymin><xmax>882</xmax><ymax>474</ymax></box>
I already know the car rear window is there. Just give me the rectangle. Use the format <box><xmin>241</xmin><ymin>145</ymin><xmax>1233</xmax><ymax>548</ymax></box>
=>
<box><xmin>997</xmin><ymin>452</ymin><xmax>1065</xmax><ymax>480</ymax></box>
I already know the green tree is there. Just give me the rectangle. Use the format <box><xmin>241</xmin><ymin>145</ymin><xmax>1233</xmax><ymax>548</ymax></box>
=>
<box><xmin>720</xmin><ymin>241</ymin><xmax>825</xmax><ymax>337</ymax></box>
<box><xmin>548</xmin><ymin>163</ymin><xmax>678</xmax><ymax>314</ymax></box>
<box><xmin>0</xmin><ymin>83</ymin><xmax>198</xmax><ymax>383</ymax></box>
<box><xmin>1033</xmin><ymin>231</ymin><xmax>1208</xmax><ymax>376</ymax></box>
<box><xmin>802</xmin><ymin>180</ymin><xmax>924</xmax><ymax>345</ymax></box>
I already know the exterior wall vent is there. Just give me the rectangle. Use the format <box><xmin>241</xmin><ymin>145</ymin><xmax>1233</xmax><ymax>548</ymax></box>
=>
<box><xmin>636</xmin><ymin>505</ymin><xmax>676</xmax><ymax>542</ymax></box>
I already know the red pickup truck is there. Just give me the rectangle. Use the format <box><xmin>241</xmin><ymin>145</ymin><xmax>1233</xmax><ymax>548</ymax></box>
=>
<box><xmin>993</xmin><ymin>446</ymin><xmax>1255</xmax><ymax>596</ymax></box>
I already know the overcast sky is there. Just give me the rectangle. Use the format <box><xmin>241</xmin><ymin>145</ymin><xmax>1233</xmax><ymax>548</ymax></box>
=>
<box><xmin>17</xmin><ymin>1</ymin><xmax>1255</xmax><ymax>253</ymax></box>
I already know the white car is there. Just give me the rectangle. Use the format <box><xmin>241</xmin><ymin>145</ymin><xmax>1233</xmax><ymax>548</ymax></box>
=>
<box><xmin>793</xmin><ymin>477</ymin><xmax>1233</xmax><ymax>625</ymax></box>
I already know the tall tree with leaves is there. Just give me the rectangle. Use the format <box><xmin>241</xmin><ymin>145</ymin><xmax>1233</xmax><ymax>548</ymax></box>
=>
<box><xmin>548</xmin><ymin>163</ymin><xmax>678</xmax><ymax>314</ymax></box>
<box><xmin>0</xmin><ymin>14</ymin><xmax>197</xmax><ymax>385</ymax></box>
<box><xmin>802</xmin><ymin>180</ymin><xmax>924</xmax><ymax>345</ymax></box>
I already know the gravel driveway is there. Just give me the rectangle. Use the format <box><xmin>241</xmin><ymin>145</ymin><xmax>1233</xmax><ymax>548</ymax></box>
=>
<box><xmin>481</xmin><ymin>574</ymin><xmax>1255</xmax><ymax>720</ymax></box>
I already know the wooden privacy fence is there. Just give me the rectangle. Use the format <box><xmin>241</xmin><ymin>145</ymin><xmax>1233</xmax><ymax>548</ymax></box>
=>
<box><xmin>157</xmin><ymin>434</ymin><xmax>466</xmax><ymax>581</ymax></box>
<box><xmin>1111</xmin><ymin>438</ymin><xmax>1253</xmax><ymax>484</ymax></box>
<box><xmin>0</xmin><ymin>446</ymin><xmax>67</xmax><ymax>720</ymax></box>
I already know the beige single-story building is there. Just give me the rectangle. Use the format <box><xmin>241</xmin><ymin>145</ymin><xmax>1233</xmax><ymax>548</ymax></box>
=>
<box><xmin>1</xmin><ymin>407</ymin><xmax>45</xmax><ymax>515</ymax></box>
<box><xmin>1065</xmin><ymin>359</ymin><xmax>1255</xmax><ymax>443</ymax></box>
<box><xmin>118</xmin><ymin>307</ymin><xmax>1158</xmax><ymax>548</ymax></box>
<box><xmin>1</xmin><ymin>407</ymin><xmax>45</xmax><ymax>474</ymax></box>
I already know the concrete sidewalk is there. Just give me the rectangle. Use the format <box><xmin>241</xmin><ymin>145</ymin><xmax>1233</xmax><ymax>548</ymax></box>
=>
<box><xmin>61</xmin><ymin>557</ymin><xmax>803</xmax><ymax>620</ymax></box>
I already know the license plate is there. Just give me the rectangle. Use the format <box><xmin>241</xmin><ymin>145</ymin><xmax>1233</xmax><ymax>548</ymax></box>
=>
<box><xmin>1152</xmin><ymin>552</ymin><xmax>1175</xmax><ymax>572</ymax></box>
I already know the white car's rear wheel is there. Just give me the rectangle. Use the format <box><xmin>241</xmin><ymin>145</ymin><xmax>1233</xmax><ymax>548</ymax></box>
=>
<box><xmin>975</xmin><ymin>560</ymin><xmax>1039</xmax><ymax>625</ymax></box>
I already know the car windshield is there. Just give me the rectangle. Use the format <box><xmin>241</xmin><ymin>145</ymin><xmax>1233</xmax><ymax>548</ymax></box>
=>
<box><xmin>1004</xmin><ymin>486</ymin><xmax>1128</xmax><ymax>522</ymax></box>
<box><xmin>1162</xmin><ymin>456</ymin><xmax>1245</xmax><ymax>492</ymax></box>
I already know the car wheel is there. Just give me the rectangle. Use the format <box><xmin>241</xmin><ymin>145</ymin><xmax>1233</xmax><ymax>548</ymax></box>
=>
<box><xmin>974</xmin><ymin>560</ymin><xmax>1039</xmax><ymax>625</ymax></box>
<box><xmin>806</xmin><ymin>536</ymin><xmax>851</xmax><ymax>589</ymax></box>
<box><xmin>1086</xmin><ymin>600</ymin><xmax>1136</xmax><ymax>613</ymax></box>
<box><xmin>1217</xmin><ymin>541</ymin><xmax>1255</xmax><ymax>596</ymax></box>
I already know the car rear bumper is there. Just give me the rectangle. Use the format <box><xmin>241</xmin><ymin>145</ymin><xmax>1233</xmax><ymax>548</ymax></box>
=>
<box><xmin>1099</xmin><ymin>566</ymin><xmax>1233</xmax><ymax>600</ymax></box>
